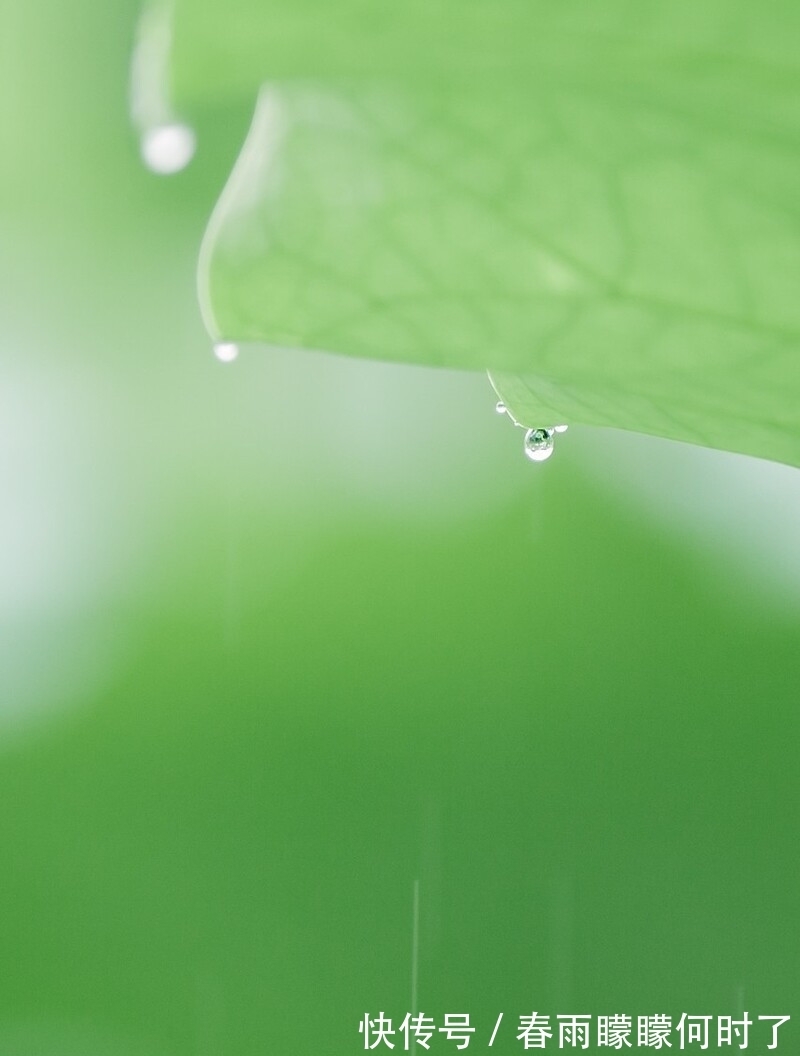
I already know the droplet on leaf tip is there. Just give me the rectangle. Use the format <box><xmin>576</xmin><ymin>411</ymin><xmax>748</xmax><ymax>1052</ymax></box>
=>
<box><xmin>141</xmin><ymin>122</ymin><xmax>196</xmax><ymax>174</ymax></box>
<box><xmin>523</xmin><ymin>427</ymin><xmax>555</xmax><ymax>462</ymax></box>
<box><xmin>214</xmin><ymin>342</ymin><xmax>239</xmax><ymax>363</ymax></box>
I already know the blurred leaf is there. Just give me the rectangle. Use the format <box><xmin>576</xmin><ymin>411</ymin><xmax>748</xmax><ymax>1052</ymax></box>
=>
<box><xmin>173</xmin><ymin>0</ymin><xmax>800</xmax><ymax>465</ymax></box>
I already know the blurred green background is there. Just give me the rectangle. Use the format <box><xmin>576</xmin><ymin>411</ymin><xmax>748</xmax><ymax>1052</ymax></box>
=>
<box><xmin>2</xmin><ymin>1</ymin><xmax>799</xmax><ymax>1053</ymax></box>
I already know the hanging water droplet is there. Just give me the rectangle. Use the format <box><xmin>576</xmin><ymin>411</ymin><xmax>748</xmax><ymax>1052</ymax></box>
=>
<box><xmin>523</xmin><ymin>427</ymin><xmax>555</xmax><ymax>462</ymax></box>
<box><xmin>495</xmin><ymin>401</ymin><xmax>507</xmax><ymax>415</ymax></box>
<box><xmin>141</xmin><ymin>122</ymin><xmax>196</xmax><ymax>174</ymax></box>
<box><xmin>214</xmin><ymin>341</ymin><xmax>239</xmax><ymax>363</ymax></box>
<box><xmin>131</xmin><ymin>2</ymin><xmax>196</xmax><ymax>174</ymax></box>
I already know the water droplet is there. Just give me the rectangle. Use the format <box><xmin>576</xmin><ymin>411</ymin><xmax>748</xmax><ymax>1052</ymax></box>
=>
<box><xmin>141</xmin><ymin>122</ymin><xmax>196</xmax><ymax>174</ymax></box>
<box><xmin>495</xmin><ymin>401</ymin><xmax>507</xmax><ymax>415</ymax></box>
<box><xmin>554</xmin><ymin>424</ymin><xmax>568</xmax><ymax>434</ymax></box>
<box><xmin>214</xmin><ymin>342</ymin><xmax>239</xmax><ymax>363</ymax></box>
<box><xmin>523</xmin><ymin>427</ymin><xmax>555</xmax><ymax>462</ymax></box>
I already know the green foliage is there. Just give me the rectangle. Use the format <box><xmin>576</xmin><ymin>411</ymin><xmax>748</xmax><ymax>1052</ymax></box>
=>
<box><xmin>3</xmin><ymin>4</ymin><xmax>800</xmax><ymax>1052</ymax></box>
<box><xmin>173</xmin><ymin>0</ymin><xmax>800</xmax><ymax>464</ymax></box>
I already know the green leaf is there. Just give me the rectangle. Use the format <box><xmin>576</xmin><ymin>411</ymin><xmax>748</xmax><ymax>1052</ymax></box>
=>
<box><xmin>172</xmin><ymin>0</ymin><xmax>800</xmax><ymax>466</ymax></box>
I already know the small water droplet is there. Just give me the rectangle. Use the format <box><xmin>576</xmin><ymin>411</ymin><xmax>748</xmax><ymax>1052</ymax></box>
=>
<box><xmin>554</xmin><ymin>424</ymin><xmax>568</xmax><ymax>434</ymax></box>
<box><xmin>495</xmin><ymin>401</ymin><xmax>507</xmax><ymax>415</ymax></box>
<box><xmin>141</xmin><ymin>122</ymin><xmax>196</xmax><ymax>174</ymax></box>
<box><xmin>214</xmin><ymin>342</ymin><xmax>239</xmax><ymax>363</ymax></box>
<box><xmin>523</xmin><ymin>427</ymin><xmax>555</xmax><ymax>462</ymax></box>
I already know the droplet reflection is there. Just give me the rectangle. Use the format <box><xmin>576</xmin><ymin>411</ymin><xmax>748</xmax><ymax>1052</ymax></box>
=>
<box><xmin>524</xmin><ymin>427</ymin><xmax>555</xmax><ymax>462</ymax></box>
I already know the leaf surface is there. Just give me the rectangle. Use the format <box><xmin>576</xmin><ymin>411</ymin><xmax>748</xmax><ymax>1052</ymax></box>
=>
<box><xmin>172</xmin><ymin>0</ymin><xmax>800</xmax><ymax>464</ymax></box>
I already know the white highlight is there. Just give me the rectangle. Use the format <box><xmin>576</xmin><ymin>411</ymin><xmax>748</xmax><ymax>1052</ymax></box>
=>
<box><xmin>214</xmin><ymin>342</ymin><xmax>239</xmax><ymax>363</ymax></box>
<box><xmin>141</xmin><ymin>123</ymin><xmax>196</xmax><ymax>174</ymax></box>
<box><xmin>525</xmin><ymin>445</ymin><xmax>554</xmax><ymax>462</ymax></box>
